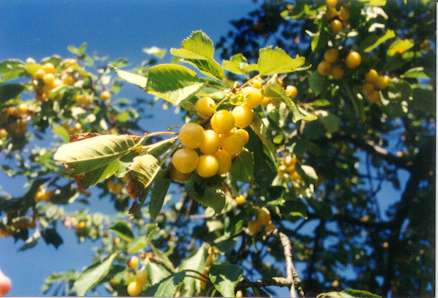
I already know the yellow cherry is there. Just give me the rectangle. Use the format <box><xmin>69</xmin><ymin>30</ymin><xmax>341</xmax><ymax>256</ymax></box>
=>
<box><xmin>43</xmin><ymin>73</ymin><xmax>55</xmax><ymax>85</ymax></box>
<box><xmin>222</xmin><ymin>133</ymin><xmax>245</xmax><ymax>156</ymax></box>
<box><xmin>214</xmin><ymin>149</ymin><xmax>232</xmax><ymax>175</ymax></box>
<box><xmin>330</xmin><ymin>19</ymin><xmax>343</xmax><ymax>34</ymax></box>
<box><xmin>242</xmin><ymin>86</ymin><xmax>263</xmax><ymax>108</ymax></box>
<box><xmin>317</xmin><ymin>61</ymin><xmax>332</xmax><ymax>76</ymax></box>
<box><xmin>285</xmin><ymin>85</ymin><xmax>298</xmax><ymax>98</ymax></box>
<box><xmin>196</xmin><ymin>155</ymin><xmax>219</xmax><ymax>178</ymax></box>
<box><xmin>235</xmin><ymin>195</ymin><xmax>246</xmax><ymax>205</ymax></box>
<box><xmin>128</xmin><ymin>256</ymin><xmax>139</xmax><ymax>269</ymax></box>
<box><xmin>365</xmin><ymin>69</ymin><xmax>379</xmax><ymax>84</ymax></box>
<box><xmin>135</xmin><ymin>270</ymin><xmax>148</xmax><ymax>285</ymax></box>
<box><xmin>210</xmin><ymin>110</ymin><xmax>235</xmax><ymax>134</ymax></box>
<box><xmin>247</xmin><ymin>220</ymin><xmax>261</xmax><ymax>236</ymax></box>
<box><xmin>375</xmin><ymin>75</ymin><xmax>390</xmax><ymax>90</ymax></box>
<box><xmin>331</xmin><ymin>65</ymin><xmax>344</xmax><ymax>80</ymax></box>
<box><xmin>256</xmin><ymin>207</ymin><xmax>271</xmax><ymax>226</ymax></box>
<box><xmin>326</xmin><ymin>0</ymin><xmax>337</xmax><ymax>8</ymax></box>
<box><xmin>42</xmin><ymin>63</ymin><xmax>56</xmax><ymax>73</ymax></box>
<box><xmin>235</xmin><ymin>128</ymin><xmax>249</xmax><ymax>145</ymax></box>
<box><xmin>171</xmin><ymin>148</ymin><xmax>199</xmax><ymax>174</ymax></box>
<box><xmin>34</xmin><ymin>69</ymin><xmax>46</xmax><ymax>80</ymax></box>
<box><xmin>169</xmin><ymin>164</ymin><xmax>190</xmax><ymax>183</ymax></box>
<box><xmin>345</xmin><ymin>51</ymin><xmax>362</xmax><ymax>69</ymax></box>
<box><xmin>127</xmin><ymin>281</ymin><xmax>142</xmax><ymax>296</ymax></box>
<box><xmin>100</xmin><ymin>90</ymin><xmax>111</xmax><ymax>101</ymax></box>
<box><xmin>195</xmin><ymin>97</ymin><xmax>216</xmax><ymax>119</ymax></box>
<box><xmin>324</xmin><ymin>48</ymin><xmax>339</xmax><ymax>63</ymax></box>
<box><xmin>232</xmin><ymin>105</ymin><xmax>253</xmax><ymax>128</ymax></box>
<box><xmin>178</xmin><ymin>123</ymin><xmax>204</xmax><ymax>149</ymax></box>
<box><xmin>200</xmin><ymin>129</ymin><xmax>220</xmax><ymax>154</ymax></box>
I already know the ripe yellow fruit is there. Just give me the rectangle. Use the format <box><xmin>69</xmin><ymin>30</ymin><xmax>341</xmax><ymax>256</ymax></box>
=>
<box><xmin>326</xmin><ymin>0</ymin><xmax>337</xmax><ymax>8</ymax></box>
<box><xmin>331</xmin><ymin>66</ymin><xmax>344</xmax><ymax>80</ymax></box>
<box><xmin>375</xmin><ymin>75</ymin><xmax>390</xmax><ymax>90</ymax></box>
<box><xmin>284</xmin><ymin>155</ymin><xmax>297</xmax><ymax>167</ymax></box>
<box><xmin>256</xmin><ymin>207</ymin><xmax>271</xmax><ymax>226</ymax></box>
<box><xmin>100</xmin><ymin>90</ymin><xmax>111</xmax><ymax>101</ymax></box>
<box><xmin>235</xmin><ymin>129</ymin><xmax>249</xmax><ymax>145</ymax></box>
<box><xmin>247</xmin><ymin>220</ymin><xmax>261</xmax><ymax>236</ymax></box>
<box><xmin>169</xmin><ymin>164</ymin><xmax>191</xmax><ymax>183</ymax></box>
<box><xmin>63</xmin><ymin>59</ymin><xmax>77</xmax><ymax>67</ymax></box>
<box><xmin>76</xmin><ymin>221</ymin><xmax>86</xmax><ymax>230</ymax></box>
<box><xmin>196</xmin><ymin>155</ymin><xmax>219</xmax><ymax>178</ymax></box>
<box><xmin>326</xmin><ymin>7</ymin><xmax>339</xmax><ymax>20</ymax></box>
<box><xmin>285</xmin><ymin>85</ymin><xmax>298</xmax><ymax>98</ymax></box>
<box><xmin>135</xmin><ymin>270</ymin><xmax>148</xmax><ymax>284</ymax></box>
<box><xmin>35</xmin><ymin>187</ymin><xmax>53</xmax><ymax>202</ymax></box>
<box><xmin>222</xmin><ymin>133</ymin><xmax>244</xmax><ymax>156</ymax></box>
<box><xmin>62</xmin><ymin>74</ymin><xmax>75</xmax><ymax>85</ymax></box>
<box><xmin>171</xmin><ymin>148</ymin><xmax>199</xmax><ymax>174</ymax></box>
<box><xmin>42</xmin><ymin>63</ymin><xmax>56</xmax><ymax>73</ymax></box>
<box><xmin>128</xmin><ymin>256</ymin><xmax>139</xmax><ymax>269</ymax></box>
<box><xmin>235</xmin><ymin>195</ymin><xmax>246</xmax><ymax>205</ymax></box>
<box><xmin>330</xmin><ymin>19</ymin><xmax>343</xmax><ymax>34</ymax></box>
<box><xmin>107</xmin><ymin>180</ymin><xmax>122</xmax><ymax>193</ymax></box>
<box><xmin>261</xmin><ymin>96</ymin><xmax>272</xmax><ymax>105</ymax></box>
<box><xmin>317</xmin><ymin>61</ymin><xmax>332</xmax><ymax>76</ymax></box>
<box><xmin>75</xmin><ymin>94</ymin><xmax>93</xmax><ymax>106</ymax></box>
<box><xmin>43</xmin><ymin>73</ymin><xmax>56</xmax><ymax>85</ymax></box>
<box><xmin>362</xmin><ymin>83</ymin><xmax>375</xmax><ymax>96</ymax></box>
<box><xmin>214</xmin><ymin>149</ymin><xmax>232</xmax><ymax>174</ymax></box>
<box><xmin>345</xmin><ymin>51</ymin><xmax>362</xmax><ymax>69</ymax></box>
<box><xmin>195</xmin><ymin>97</ymin><xmax>216</xmax><ymax>119</ymax></box>
<box><xmin>339</xmin><ymin>6</ymin><xmax>349</xmax><ymax>21</ymax></box>
<box><xmin>367</xmin><ymin>90</ymin><xmax>381</xmax><ymax>103</ymax></box>
<box><xmin>178</xmin><ymin>123</ymin><xmax>204</xmax><ymax>149</ymax></box>
<box><xmin>34</xmin><ymin>69</ymin><xmax>46</xmax><ymax>80</ymax></box>
<box><xmin>242</xmin><ymin>86</ymin><xmax>263</xmax><ymax>108</ymax></box>
<box><xmin>250</xmin><ymin>77</ymin><xmax>263</xmax><ymax>89</ymax></box>
<box><xmin>324</xmin><ymin>48</ymin><xmax>339</xmax><ymax>63</ymax></box>
<box><xmin>365</xmin><ymin>69</ymin><xmax>379</xmax><ymax>84</ymax></box>
<box><xmin>0</xmin><ymin>129</ymin><xmax>8</xmax><ymax>139</ymax></box>
<box><xmin>200</xmin><ymin>129</ymin><xmax>220</xmax><ymax>154</ymax></box>
<box><xmin>127</xmin><ymin>281</ymin><xmax>142</xmax><ymax>296</ymax></box>
<box><xmin>210</xmin><ymin>110</ymin><xmax>235</xmax><ymax>134</ymax></box>
<box><xmin>232</xmin><ymin>105</ymin><xmax>253</xmax><ymax>128</ymax></box>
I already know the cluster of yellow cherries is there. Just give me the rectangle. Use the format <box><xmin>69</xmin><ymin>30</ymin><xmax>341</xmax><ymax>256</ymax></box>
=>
<box><xmin>125</xmin><ymin>256</ymin><xmax>148</xmax><ymax>296</ymax></box>
<box><xmin>2</xmin><ymin>103</ymin><xmax>32</xmax><ymax>138</ymax></box>
<box><xmin>361</xmin><ymin>69</ymin><xmax>390</xmax><ymax>103</ymax></box>
<box><xmin>171</xmin><ymin>86</ymin><xmax>258</xmax><ymax>179</ymax></box>
<box><xmin>325</xmin><ymin>0</ymin><xmax>350</xmax><ymax>34</ymax></box>
<box><xmin>170</xmin><ymin>78</ymin><xmax>299</xmax><ymax>181</ymax></box>
<box><xmin>277</xmin><ymin>155</ymin><xmax>300</xmax><ymax>182</ymax></box>
<box><xmin>317</xmin><ymin>48</ymin><xmax>362</xmax><ymax>79</ymax></box>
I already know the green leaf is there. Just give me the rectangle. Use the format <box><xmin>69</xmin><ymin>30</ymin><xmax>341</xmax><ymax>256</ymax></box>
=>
<box><xmin>127</xmin><ymin>237</ymin><xmax>149</xmax><ymax>254</ymax></box>
<box><xmin>149</xmin><ymin>170</ymin><xmax>171</xmax><ymax>220</ymax></box>
<box><xmin>54</xmin><ymin>134</ymin><xmax>139</xmax><ymax>175</ymax></box>
<box><xmin>68</xmin><ymin>43</ymin><xmax>87</xmax><ymax>56</ymax></box>
<box><xmin>151</xmin><ymin>245</ymin><xmax>176</xmax><ymax>272</ymax></box>
<box><xmin>411</xmin><ymin>87</ymin><xmax>435</xmax><ymax>115</ymax></box>
<box><xmin>209</xmin><ymin>263</ymin><xmax>244</xmax><ymax>298</ymax></box>
<box><xmin>342</xmin><ymin>288</ymin><xmax>382</xmax><ymax>298</ymax></box>
<box><xmin>147</xmin><ymin>63</ymin><xmax>204</xmax><ymax>105</ymax></box>
<box><xmin>52</xmin><ymin>123</ymin><xmax>70</xmax><ymax>142</ymax></box>
<box><xmin>170</xmin><ymin>31</ymin><xmax>224</xmax><ymax>80</ymax></box>
<box><xmin>178</xmin><ymin>244</ymin><xmax>208</xmax><ymax>296</ymax></box>
<box><xmin>0</xmin><ymin>83</ymin><xmax>25</xmax><ymax>101</ymax></box>
<box><xmin>223</xmin><ymin>53</ymin><xmax>249</xmax><ymax>75</ymax></box>
<box><xmin>0</xmin><ymin>59</ymin><xmax>24</xmax><ymax>82</ymax></box>
<box><xmin>110</xmin><ymin>221</ymin><xmax>134</xmax><ymax>242</ymax></box>
<box><xmin>187</xmin><ymin>181</ymin><xmax>226</xmax><ymax>213</ymax></box>
<box><xmin>257</xmin><ymin>47</ymin><xmax>305</xmax><ymax>75</ymax></box>
<box><xmin>128</xmin><ymin>154</ymin><xmax>161</xmax><ymax>191</ymax></box>
<box><xmin>264</xmin><ymin>81</ymin><xmax>308</xmax><ymax>122</ymax></box>
<box><xmin>364</xmin><ymin>30</ymin><xmax>396</xmax><ymax>52</ymax></box>
<box><xmin>145</xmin><ymin>260</ymin><xmax>172</xmax><ymax>286</ymax></box>
<box><xmin>79</xmin><ymin>159</ymin><xmax>123</xmax><ymax>188</ymax></box>
<box><xmin>115</xmin><ymin>68</ymin><xmax>147</xmax><ymax>88</ymax></box>
<box><xmin>73</xmin><ymin>253</ymin><xmax>117</xmax><ymax>296</ymax></box>
<box><xmin>309</xmin><ymin>71</ymin><xmax>329</xmax><ymax>96</ymax></box>
<box><xmin>401</xmin><ymin>67</ymin><xmax>429</xmax><ymax>79</ymax></box>
<box><xmin>320</xmin><ymin>113</ymin><xmax>341</xmax><ymax>133</ymax></box>
<box><xmin>230</xmin><ymin>149</ymin><xmax>254</xmax><ymax>182</ymax></box>
<box><xmin>299</xmin><ymin>165</ymin><xmax>318</xmax><ymax>181</ymax></box>
<box><xmin>145</xmin><ymin>272</ymin><xmax>186</xmax><ymax>297</ymax></box>
<box><xmin>387</xmin><ymin>39</ymin><xmax>414</xmax><ymax>56</ymax></box>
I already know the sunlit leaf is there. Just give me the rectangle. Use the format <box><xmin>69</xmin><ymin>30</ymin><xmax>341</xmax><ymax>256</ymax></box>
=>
<box><xmin>209</xmin><ymin>263</ymin><xmax>244</xmax><ymax>298</ymax></box>
<box><xmin>387</xmin><ymin>39</ymin><xmax>414</xmax><ymax>56</ymax></box>
<box><xmin>257</xmin><ymin>47</ymin><xmax>305</xmax><ymax>75</ymax></box>
<box><xmin>115</xmin><ymin>69</ymin><xmax>148</xmax><ymax>88</ymax></box>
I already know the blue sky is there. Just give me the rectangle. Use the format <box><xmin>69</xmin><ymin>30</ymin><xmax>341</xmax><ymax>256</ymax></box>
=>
<box><xmin>0</xmin><ymin>0</ymin><xmax>256</xmax><ymax>295</ymax></box>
